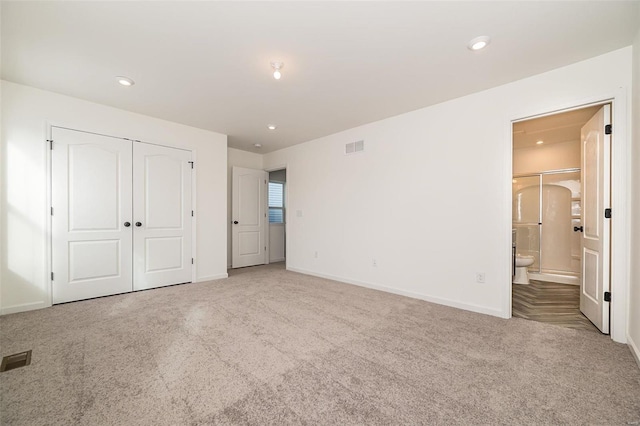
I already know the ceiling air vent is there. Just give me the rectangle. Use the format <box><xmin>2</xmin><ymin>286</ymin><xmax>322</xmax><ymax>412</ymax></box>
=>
<box><xmin>345</xmin><ymin>140</ymin><xmax>364</xmax><ymax>155</ymax></box>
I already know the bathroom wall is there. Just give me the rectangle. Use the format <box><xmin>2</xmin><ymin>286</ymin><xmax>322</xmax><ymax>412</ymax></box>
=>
<box><xmin>513</xmin><ymin>140</ymin><xmax>580</xmax><ymax>175</ymax></box>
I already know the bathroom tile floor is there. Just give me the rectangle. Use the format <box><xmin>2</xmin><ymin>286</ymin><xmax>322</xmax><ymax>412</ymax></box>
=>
<box><xmin>512</xmin><ymin>280</ymin><xmax>600</xmax><ymax>333</ymax></box>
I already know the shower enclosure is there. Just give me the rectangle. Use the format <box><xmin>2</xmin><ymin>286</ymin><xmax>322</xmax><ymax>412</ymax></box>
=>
<box><xmin>512</xmin><ymin>169</ymin><xmax>581</xmax><ymax>283</ymax></box>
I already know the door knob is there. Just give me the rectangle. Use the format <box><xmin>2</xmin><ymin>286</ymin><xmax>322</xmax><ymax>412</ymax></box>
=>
<box><xmin>574</xmin><ymin>226</ymin><xmax>583</xmax><ymax>232</ymax></box>
<box><xmin>124</xmin><ymin>222</ymin><xmax>131</xmax><ymax>227</ymax></box>
<box><xmin>233</xmin><ymin>221</ymin><xmax>239</xmax><ymax>224</ymax></box>
<box><xmin>135</xmin><ymin>222</ymin><xmax>142</xmax><ymax>227</ymax></box>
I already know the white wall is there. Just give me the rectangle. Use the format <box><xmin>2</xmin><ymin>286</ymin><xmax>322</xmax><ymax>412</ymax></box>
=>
<box><xmin>629</xmin><ymin>25</ymin><xmax>640</xmax><ymax>364</ymax></box>
<box><xmin>1</xmin><ymin>81</ymin><xmax>229</xmax><ymax>314</ymax></box>
<box><xmin>263</xmin><ymin>48</ymin><xmax>633</xmax><ymax>338</ymax></box>
<box><xmin>513</xmin><ymin>140</ymin><xmax>580</xmax><ymax>175</ymax></box>
<box><xmin>227</xmin><ymin>148</ymin><xmax>263</xmax><ymax>267</ymax></box>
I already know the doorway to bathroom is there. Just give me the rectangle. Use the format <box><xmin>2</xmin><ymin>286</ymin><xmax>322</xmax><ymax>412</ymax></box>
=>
<box><xmin>511</xmin><ymin>104</ymin><xmax>611</xmax><ymax>334</ymax></box>
<box><xmin>268</xmin><ymin>168</ymin><xmax>287</xmax><ymax>264</ymax></box>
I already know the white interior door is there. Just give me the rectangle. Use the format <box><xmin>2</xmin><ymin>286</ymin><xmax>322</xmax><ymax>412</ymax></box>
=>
<box><xmin>232</xmin><ymin>167</ymin><xmax>267</xmax><ymax>268</ymax></box>
<box><xmin>580</xmin><ymin>104</ymin><xmax>611</xmax><ymax>333</ymax></box>
<box><xmin>133</xmin><ymin>143</ymin><xmax>192</xmax><ymax>290</ymax></box>
<box><xmin>51</xmin><ymin>128</ymin><xmax>133</xmax><ymax>303</ymax></box>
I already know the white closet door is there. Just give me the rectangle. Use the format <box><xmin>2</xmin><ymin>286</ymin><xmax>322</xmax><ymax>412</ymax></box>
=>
<box><xmin>133</xmin><ymin>142</ymin><xmax>192</xmax><ymax>290</ymax></box>
<box><xmin>52</xmin><ymin>128</ymin><xmax>133</xmax><ymax>303</ymax></box>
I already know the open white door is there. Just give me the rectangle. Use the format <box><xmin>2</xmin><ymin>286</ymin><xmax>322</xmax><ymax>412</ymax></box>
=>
<box><xmin>232</xmin><ymin>167</ymin><xmax>267</xmax><ymax>268</ymax></box>
<box><xmin>52</xmin><ymin>128</ymin><xmax>133</xmax><ymax>303</ymax></box>
<box><xmin>580</xmin><ymin>105</ymin><xmax>611</xmax><ymax>333</ymax></box>
<box><xmin>133</xmin><ymin>143</ymin><xmax>192</xmax><ymax>290</ymax></box>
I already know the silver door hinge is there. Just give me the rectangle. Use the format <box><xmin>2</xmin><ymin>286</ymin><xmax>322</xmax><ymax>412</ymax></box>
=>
<box><xmin>51</xmin><ymin>207</ymin><xmax>54</xmax><ymax>216</ymax></box>
<box><xmin>191</xmin><ymin>210</ymin><xmax>194</xmax><ymax>217</ymax></box>
<box><xmin>191</xmin><ymin>258</ymin><xmax>194</xmax><ymax>264</ymax></box>
<box><xmin>605</xmin><ymin>208</ymin><xmax>612</xmax><ymax>219</ymax></box>
<box><xmin>47</xmin><ymin>139</ymin><xmax>53</xmax><ymax>150</ymax></box>
<box><xmin>605</xmin><ymin>124</ymin><xmax>612</xmax><ymax>135</ymax></box>
<box><xmin>188</xmin><ymin>161</ymin><xmax>194</xmax><ymax>169</ymax></box>
<box><xmin>51</xmin><ymin>272</ymin><xmax>54</xmax><ymax>281</ymax></box>
<box><xmin>604</xmin><ymin>291</ymin><xmax>611</xmax><ymax>302</ymax></box>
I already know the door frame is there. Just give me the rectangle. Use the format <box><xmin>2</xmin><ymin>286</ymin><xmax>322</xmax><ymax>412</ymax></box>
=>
<box><xmin>503</xmin><ymin>89</ymin><xmax>630</xmax><ymax>343</ymax></box>
<box><xmin>45</xmin><ymin>124</ymin><xmax>197</xmax><ymax>306</ymax></box>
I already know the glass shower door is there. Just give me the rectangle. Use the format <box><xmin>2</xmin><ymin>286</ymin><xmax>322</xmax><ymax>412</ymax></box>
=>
<box><xmin>513</xmin><ymin>175</ymin><xmax>541</xmax><ymax>271</ymax></box>
<box><xmin>541</xmin><ymin>171</ymin><xmax>581</xmax><ymax>277</ymax></box>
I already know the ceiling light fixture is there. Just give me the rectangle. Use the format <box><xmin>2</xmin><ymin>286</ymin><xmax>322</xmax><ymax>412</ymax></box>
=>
<box><xmin>536</xmin><ymin>140</ymin><xmax>544</xmax><ymax>145</ymax></box>
<box><xmin>254</xmin><ymin>143</ymin><xmax>262</xmax><ymax>148</ymax></box>
<box><xmin>271</xmin><ymin>62</ymin><xmax>284</xmax><ymax>80</ymax></box>
<box><xmin>468</xmin><ymin>36</ymin><xmax>491</xmax><ymax>51</ymax></box>
<box><xmin>116</xmin><ymin>76</ymin><xmax>135</xmax><ymax>86</ymax></box>
<box><xmin>267</xmin><ymin>124</ymin><xmax>277</xmax><ymax>130</ymax></box>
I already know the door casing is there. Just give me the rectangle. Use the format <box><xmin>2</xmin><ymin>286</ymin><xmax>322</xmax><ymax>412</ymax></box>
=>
<box><xmin>505</xmin><ymin>90</ymin><xmax>630</xmax><ymax>343</ymax></box>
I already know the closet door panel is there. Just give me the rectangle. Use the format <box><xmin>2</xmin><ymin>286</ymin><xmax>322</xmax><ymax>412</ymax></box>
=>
<box><xmin>133</xmin><ymin>143</ymin><xmax>192</xmax><ymax>290</ymax></box>
<box><xmin>51</xmin><ymin>128</ymin><xmax>133</xmax><ymax>303</ymax></box>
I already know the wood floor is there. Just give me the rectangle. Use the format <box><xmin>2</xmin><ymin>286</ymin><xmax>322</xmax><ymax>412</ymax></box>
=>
<box><xmin>512</xmin><ymin>280</ymin><xmax>600</xmax><ymax>333</ymax></box>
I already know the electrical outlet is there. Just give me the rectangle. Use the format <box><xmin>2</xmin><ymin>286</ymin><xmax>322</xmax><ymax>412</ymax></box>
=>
<box><xmin>476</xmin><ymin>273</ymin><xmax>486</xmax><ymax>283</ymax></box>
<box><xmin>372</xmin><ymin>258</ymin><xmax>377</xmax><ymax>267</ymax></box>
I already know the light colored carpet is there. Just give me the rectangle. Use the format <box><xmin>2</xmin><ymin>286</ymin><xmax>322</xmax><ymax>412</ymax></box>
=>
<box><xmin>1</xmin><ymin>263</ymin><xmax>639</xmax><ymax>425</ymax></box>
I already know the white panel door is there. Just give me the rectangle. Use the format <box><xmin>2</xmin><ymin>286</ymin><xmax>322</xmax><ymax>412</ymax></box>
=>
<box><xmin>51</xmin><ymin>128</ymin><xmax>133</xmax><ymax>303</ymax></box>
<box><xmin>232</xmin><ymin>167</ymin><xmax>267</xmax><ymax>268</ymax></box>
<box><xmin>133</xmin><ymin>143</ymin><xmax>192</xmax><ymax>290</ymax></box>
<box><xmin>580</xmin><ymin>105</ymin><xmax>611</xmax><ymax>333</ymax></box>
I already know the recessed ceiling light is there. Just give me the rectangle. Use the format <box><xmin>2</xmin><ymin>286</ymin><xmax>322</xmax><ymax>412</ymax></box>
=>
<box><xmin>536</xmin><ymin>140</ymin><xmax>544</xmax><ymax>145</ymax></box>
<box><xmin>468</xmin><ymin>36</ymin><xmax>491</xmax><ymax>51</ymax></box>
<box><xmin>271</xmin><ymin>62</ymin><xmax>284</xmax><ymax>80</ymax></box>
<box><xmin>267</xmin><ymin>124</ymin><xmax>277</xmax><ymax>130</ymax></box>
<box><xmin>254</xmin><ymin>143</ymin><xmax>262</xmax><ymax>148</ymax></box>
<box><xmin>116</xmin><ymin>76</ymin><xmax>135</xmax><ymax>86</ymax></box>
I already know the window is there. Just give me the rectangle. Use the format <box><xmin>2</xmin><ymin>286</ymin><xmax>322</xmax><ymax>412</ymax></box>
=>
<box><xmin>268</xmin><ymin>181</ymin><xmax>285</xmax><ymax>223</ymax></box>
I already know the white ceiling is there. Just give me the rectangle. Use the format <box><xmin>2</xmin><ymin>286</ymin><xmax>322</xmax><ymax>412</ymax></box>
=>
<box><xmin>513</xmin><ymin>105</ymin><xmax>602</xmax><ymax>150</ymax></box>
<box><xmin>2</xmin><ymin>2</ymin><xmax>639</xmax><ymax>153</ymax></box>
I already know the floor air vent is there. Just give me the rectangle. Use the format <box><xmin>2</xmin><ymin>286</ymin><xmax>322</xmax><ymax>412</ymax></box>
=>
<box><xmin>0</xmin><ymin>350</ymin><xmax>32</xmax><ymax>372</ymax></box>
<box><xmin>345</xmin><ymin>140</ymin><xmax>364</xmax><ymax>155</ymax></box>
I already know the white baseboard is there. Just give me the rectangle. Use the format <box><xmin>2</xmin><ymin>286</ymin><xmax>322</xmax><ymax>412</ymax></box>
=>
<box><xmin>628</xmin><ymin>334</ymin><xmax>640</xmax><ymax>369</ymax></box>
<box><xmin>287</xmin><ymin>267</ymin><xmax>504</xmax><ymax>318</ymax></box>
<box><xmin>1</xmin><ymin>301</ymin><xmax>50</xmax><ymax>315</ymax></box>
<box><xmin>196</xmin><ymin>273</ymin><xmax>228</xmax><ymax>283</ymax></box>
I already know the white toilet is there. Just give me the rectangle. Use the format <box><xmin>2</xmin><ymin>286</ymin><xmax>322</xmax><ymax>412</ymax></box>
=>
<box><xmin>513</xmin><ymin>255</ymin><xmax>535</xmax><ymax>284</ymax></box>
